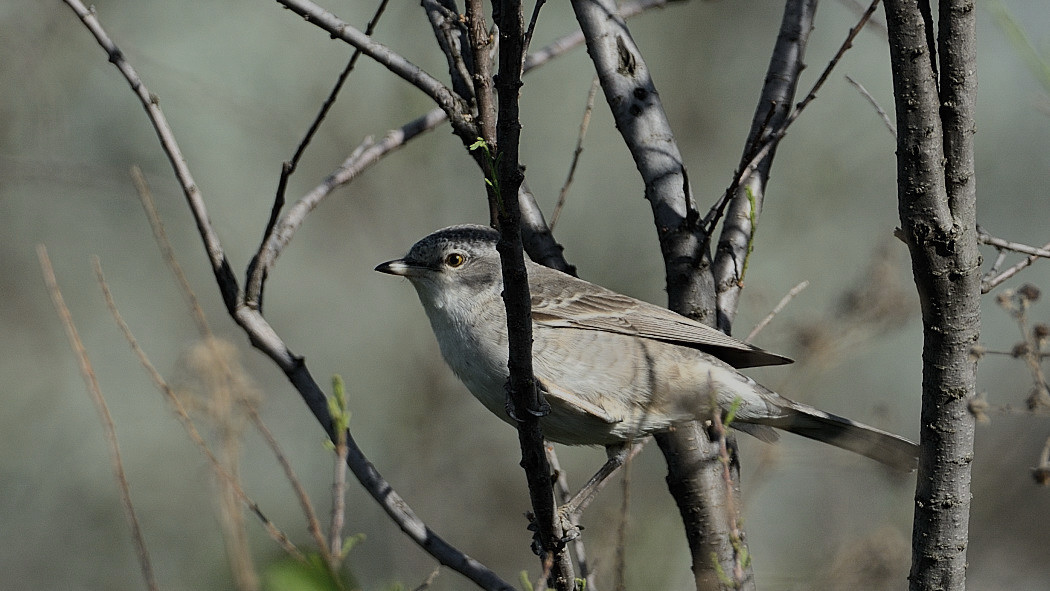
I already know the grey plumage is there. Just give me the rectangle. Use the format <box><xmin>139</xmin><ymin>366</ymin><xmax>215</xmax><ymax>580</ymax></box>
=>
<box><xmin>376</xmin><ymin>224</ymin><xmax>918</xmax><ymax>471</ymax></box>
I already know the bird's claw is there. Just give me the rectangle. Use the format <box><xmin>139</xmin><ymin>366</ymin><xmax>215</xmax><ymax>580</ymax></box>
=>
<box><xmin>526</xmin><ymin>510</ymin><xmax>582</xmax><ymax>556</ymax></box>
<box><xmin>503</xmin><ymin>381</ymin><xmax>551</xmax><ymax>422</ymax></box>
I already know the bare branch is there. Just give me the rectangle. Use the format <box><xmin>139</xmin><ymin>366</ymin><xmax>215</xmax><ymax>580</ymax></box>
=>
<box><xmin>61</xmin><ymin>0</ymin><xmax>240</xmax><ymax>310</ymax></box>
<box><xmin>424</xmin><ymin>0</ymin><xmax>475</xmax><ymax>101</ymax></box>
<box><xmin>489</xmin><ymin>0</ymin><xmax>573</xmax><ymax>585</ymax></box>
<box><xmin>845</xmin><ymin>74</ymin><xmax>897</xmax><ymax>137</ymax></box>
<box><xmin>978</xmin><ymin>228</ymin><xmax>1050</xmax><ymax>292</ymax></box>
<box><xmin>274</xmin><ymin>0</ymin><xmax>474</xmax><ymax>137</ymax></box>
<box><xmin>551</xmin><ymin>77</ymin><xmax>599</xmax><ymax>231</ymax></box>
<box><xmin>745</xmin><ymin>280</ymin><xmax>810</xmax><ymax>343</ymax></box>
<box><xmin>38</xmin><ymin>247</ymin><xmax>160</xmax><ymax>591</ymax></box>
<box><xmin>979</xmin><ymin>231</ymin><xmax>1050</xmax><ymax>259</ymax></box>
<box><xmin>62</xmin><ymin>3</ymin><xmax>514</xmax><ymax>587</ymax></box>
<box><xmin>249</xmin><ymin>0</ymin><xmax>673</xmax><ymax>297</ymax></box>
<box><xmin>255</xmin><ymin>0</ymin><xmax>392</xmax><ymax>308</ymax></box>
<box><xmin>715</xmin><ymin>0</ymin><xmax>875</xmax><ymax>333</ymax></box>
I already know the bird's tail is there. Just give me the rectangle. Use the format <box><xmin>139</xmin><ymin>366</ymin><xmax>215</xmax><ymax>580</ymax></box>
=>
<box><xmin>751</xmin><ymin>403</ymin><xmax>918</xmax><ymax>472</ymax></box>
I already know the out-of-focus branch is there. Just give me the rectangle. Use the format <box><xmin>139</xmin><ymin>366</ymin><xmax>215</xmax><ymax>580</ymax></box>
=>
<box><xmin>38</xmin><ymin>247</ymin><xmax>160</xmax><ymax>591</ymax></box>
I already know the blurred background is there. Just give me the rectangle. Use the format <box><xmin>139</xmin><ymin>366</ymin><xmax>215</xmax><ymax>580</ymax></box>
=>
<box><xmin>4</xmin><ymin>1</ymin><xmax>1050</xmax><ymax>589</ymax></box>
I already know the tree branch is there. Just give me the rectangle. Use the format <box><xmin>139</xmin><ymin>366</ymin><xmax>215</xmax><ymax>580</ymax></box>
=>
<box><xmin>489</xmin><ymin>0</ymin><xmax>574</xmax><ymax>586</ymax></box>
<box><xmin>248</xmin><ymin>0</ymin><xmax>671</xmax><ymax>300</ymax></box>
<box><xmin>569</xmin><ymin>0</ymin><xmax>747</xmax><ymax>587</ymax></box>
<box><xmin>883</xmin><ymin>0</ymin><xmax>980</xmax><ymax>589</ymax></box>
<box><xmin>275</xmin><ymin>0</ymin><xmax>476</xmax><ymax>138</ymax></box>
<box><xmin>61</xmin><ymin>2</ymin><xmax>513</xmax><ymax>588</ymax></box>
<box><xmin>712</xmin><ymin>0</ymin><xmax>819</xmax><ymax>333</ymax></box>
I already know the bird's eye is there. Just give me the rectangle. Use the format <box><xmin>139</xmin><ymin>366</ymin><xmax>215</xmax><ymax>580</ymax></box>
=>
<box><xmin>444</xmin><ymin>252</ymin><xmax>466</xmax><ymax>268</ymax></box>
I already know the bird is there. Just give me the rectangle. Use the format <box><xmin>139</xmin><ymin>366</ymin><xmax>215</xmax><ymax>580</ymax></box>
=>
<box><xmin>375</xmin><ymin>224</ymin><xmax>918</xmax><ymax>475</ymax></box>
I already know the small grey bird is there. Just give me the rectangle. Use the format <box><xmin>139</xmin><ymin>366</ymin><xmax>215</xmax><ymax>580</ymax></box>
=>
<box><xmin>376</xmin><ymin>224</ymin><xmax>918</xmax><ymax>472</ymax></box>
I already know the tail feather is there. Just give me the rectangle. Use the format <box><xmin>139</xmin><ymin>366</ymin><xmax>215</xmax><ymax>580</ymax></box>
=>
<box><xmin>751</xmin><ymin>404</ymin><xmax>918</xmax><ymax>472</ymax></box>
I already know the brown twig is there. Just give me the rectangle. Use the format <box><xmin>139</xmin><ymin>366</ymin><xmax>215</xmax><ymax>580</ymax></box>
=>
<box><xmin>551</xmin><ymin>77</ymin><xmax>599</xmax><ymax>231</ymax></box>
<box><xmin>844</xmin><ymin>74</ymin><xmax>897</xmax><ymax>137</ymax></box>
<box><xmin>545</xmin><ymin>446</ymin><xmax>595</xmax><ymax>589</ymax></box>
<box><xmin>745</xmin><ymin>280</ymin><xmax>810</xmax><ymax>343</ymax></box>
<box><xmin>37</xmin><ymin>246</ymin><xmax>160</xmax><ymax>591</ymax></box>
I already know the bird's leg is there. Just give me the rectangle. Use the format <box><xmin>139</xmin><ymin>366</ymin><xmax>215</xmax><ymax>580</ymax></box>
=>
<box><xmin>559</xmin><ymin>441</ymin><xmax>645</xmax><ymax>523</ymax></box>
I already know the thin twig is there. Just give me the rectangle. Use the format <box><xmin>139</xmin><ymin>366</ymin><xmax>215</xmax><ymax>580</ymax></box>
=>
<box><xmin>978</xmin><ymin>228</ymin><xmax>1050</xmax><ymax>258</ymax></box>
<box><xmin>551</xmin><ymin>77</ymin><xmax>599</xmax><ymax>231</ymax></box>
<box><xmin>37</xmin><ymin>246</ymin><xmax>160</xmax><ymax>591</ymax></box>
<box><xmin>706</xmin><ymin>0</ymin><xmax>880</xmax><ymax>237</ymax></box>
<box><xmin>546</xmin><ymin>446</ymin><xmax>594</xmax><ymax>589</ymax></box>
<box><xmin>745</xmin><ymin>280</ymin><xmax>810</xmax><ymax>342</ymax></box>
<box><xmin>793</xmin><ymin>0</ymin><xmax>881</xmax><ymax>115</ymax></box>
<box><xmin>613</xmin><ymin>442</ymin><xmax>634</xmax><ymax>591</ymax></box>
<box><xmin>844</xmin><ymin>74</ymin><xmax>896</xmax><ymax>137</ymax></box>
<box><xmin>522</xmin><ymin>0</ymin><xmax>548</xmax><ymax>61</ymax></box>
<box><xmin>258</xmin><ymin>0</ymin><xmax>392</xmax><ymax>286</ymax></box>
<box><xmin>978</xmin><ymin>228</ymin><xmax>1050</xmax><ymax>293</ymax></box>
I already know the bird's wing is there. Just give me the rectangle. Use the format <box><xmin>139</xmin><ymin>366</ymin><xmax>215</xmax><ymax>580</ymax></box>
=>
<box><xmin>537</xmin><ymin>379</ymin><xmax>619</xmax><ymax>424</ymax></box>
<box><xmin>528</xmin><ymin>265</ymin><xmax>791</xmax><ymax>369</ymax></box>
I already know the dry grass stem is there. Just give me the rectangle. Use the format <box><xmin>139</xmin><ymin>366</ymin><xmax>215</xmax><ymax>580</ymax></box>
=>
<box><xmin>37</xmin><ymin>245</ymin><xmax>160</xmax><ymax>591</ymax></box>
<box><xmin>93</xmin><ymin>258</ymin><xmax>304</xmax><ymax>561</ymax></box>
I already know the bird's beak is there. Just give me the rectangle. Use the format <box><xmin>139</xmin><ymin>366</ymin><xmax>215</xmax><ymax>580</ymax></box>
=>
<box><xmin>374</xmin><ymin>259</ymin><xmax>413</xmax><ymax>276</ymax></box>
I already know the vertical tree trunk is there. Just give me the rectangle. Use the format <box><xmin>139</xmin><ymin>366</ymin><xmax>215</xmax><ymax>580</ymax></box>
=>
<box><xmin>883</xmin><ymin>1</ymin><xmax>979</xmax><ymax>589</ymax></box>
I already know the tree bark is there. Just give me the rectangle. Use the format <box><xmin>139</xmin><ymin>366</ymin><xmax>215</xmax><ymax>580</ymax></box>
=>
<box><xmin>883</xmin><ymin>1</ymin><xmax>979</xmax><ymax>589</ymax></box>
